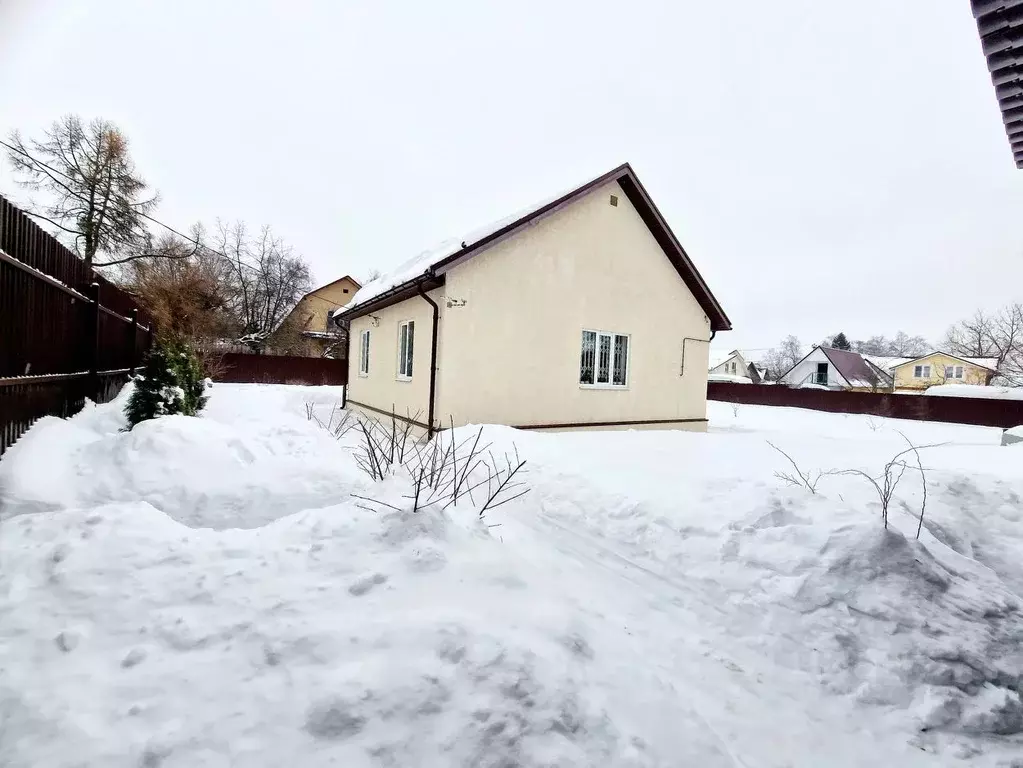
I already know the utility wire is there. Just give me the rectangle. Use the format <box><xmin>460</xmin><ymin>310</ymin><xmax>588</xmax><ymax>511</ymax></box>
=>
<box><xmin>0</xmin><ymin>137</ymin><xmax>349</xmax><ymax>314</ymax></box>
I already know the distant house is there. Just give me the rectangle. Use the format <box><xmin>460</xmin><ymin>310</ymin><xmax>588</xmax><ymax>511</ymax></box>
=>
<box><xmin>280</xmin><ymin>276</ymin><xmax>361</xmax><ymax>357</ymax></box>
<box><xmin>708</xmin><ymin>349</ymin><xmax>762</xmax><ymax>383</ymax></box>
<box><xmin>332</xmin><ymin>163</ymin><xmax>732</xmax><ymax>435</ymax></box>
<box><xmin>886</xmin><ymin>352</ymin><xmax>998</xmax><ymax>391</ymax></box>
<box><xmin>778</xmin><ymin>347</ymin><xmax>892</xmax><ymax>391</ymax></box>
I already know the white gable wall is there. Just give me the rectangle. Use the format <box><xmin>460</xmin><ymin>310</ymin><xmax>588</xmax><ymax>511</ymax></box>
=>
<box><xmin>779</xmin><ymin>348</ymin><xmax>848</xmax><ymax>389</ymax></box>
<box><xmin>710</xmin><ymin>353</ymin><xmax>747</xmax><ymax>377</ymax></box>
<box><xmin>435</xmin><ymin>180</ymin><xmax>713</xmax><ymax>429</ymax></box>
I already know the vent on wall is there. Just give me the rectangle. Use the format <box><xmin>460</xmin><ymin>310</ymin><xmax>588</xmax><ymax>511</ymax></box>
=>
<box><xmin>609</xmin><ymin>194</ymin><xmax>619</xmax><ymax>207</ymax></box>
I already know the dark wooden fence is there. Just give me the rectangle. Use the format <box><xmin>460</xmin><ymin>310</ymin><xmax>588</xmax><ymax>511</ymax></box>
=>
<box><xmin>0</xmin><ymin>194</ymin><xmax>152</xmax><ymax>456</ymax></box>
<box><xmin>214</xmin><ymin>353</ymin><xmax>348</xmax><ymax>386</ymax></box>
<box><xmin>708</xmin><ymin>382</ymin><xmax>1023</xmax><ymax>429</ymax></box>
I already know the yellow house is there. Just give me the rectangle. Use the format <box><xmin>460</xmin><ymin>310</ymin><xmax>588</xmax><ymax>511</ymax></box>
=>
<box><xmin>281</xmin><ymin>276</ymin><xmax>361</xmax><ymax>357</ymax></box>
<box><xmin>332</xmin><ymin>163</ymin><xmax>732</xmax><ymax>436</ymax></box>
<box><xmin>890</xmin><ymin>352</ymin><xmax>998</xmax><ymax>391</ymax></box>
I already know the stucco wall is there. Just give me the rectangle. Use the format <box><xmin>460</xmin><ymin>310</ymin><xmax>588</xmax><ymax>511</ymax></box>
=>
<box><xmin>780</xmin><ymin>349</ymin><xmax>845</xmax><ymax>389</ymax></box>
<box><xmin>344</xmin><ymin>288</ymin><xmax>442</xmax><ymax>425</ymax></box>
<box><xmin>434</xmin><ymin>180</ymin><xmax>712</xmax><ymax>428</ymax></box>
<box><xmin>892</xmin><ymin>353</ymin><xmax>992</xmax><ymax>390</ymax></box>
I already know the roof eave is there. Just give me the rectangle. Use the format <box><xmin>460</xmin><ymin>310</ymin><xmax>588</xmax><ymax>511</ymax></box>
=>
<box><xmin>332</xmin><ymin>274</ymin><xmax>445</xmax><ymax>323</ymax></box>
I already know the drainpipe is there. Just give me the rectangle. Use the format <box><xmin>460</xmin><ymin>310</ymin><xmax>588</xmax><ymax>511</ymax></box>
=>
<box><xmin>338</xmin><ymin>315</ymin><xmax>349</xmax><ymax>409</ymax></box>
<box><xmin>417</xmin><ymin>283</ymin><xmax>439</xmax><ymax>439</ymax></box>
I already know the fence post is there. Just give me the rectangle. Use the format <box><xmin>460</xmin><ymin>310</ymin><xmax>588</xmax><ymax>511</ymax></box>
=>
<box><xmin>86</xmin><ymin>281</ymin><xmax>100</xmax><ymax>401</ymax></box>
<box><xmin>128</xmin><ymin>308</ymin><xmax>139</xmax><ymax>374</ymax></box>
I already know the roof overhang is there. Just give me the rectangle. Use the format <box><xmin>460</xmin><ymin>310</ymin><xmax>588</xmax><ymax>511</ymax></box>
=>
<box><xmin>332</xmin><ymin>163</ymin><xmax>732</xmax><ymax>330</ymax></box>
<box><xmin>972</xmin><ymin>0</ymin><xmax>1023</xmax><ymax>167</ymax></box>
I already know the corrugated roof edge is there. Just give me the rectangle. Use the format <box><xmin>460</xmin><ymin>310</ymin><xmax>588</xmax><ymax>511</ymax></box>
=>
<box><xmin>332</xmin><ymin>163</ymin><xmax>732</xmax><ymax>331</ymax></box>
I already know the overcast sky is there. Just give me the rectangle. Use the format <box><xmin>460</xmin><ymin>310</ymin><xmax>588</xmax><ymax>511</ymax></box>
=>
<box><xmin>2</xmin><ymin>0</ymin><xmax>1020</xmax><ymax>352</ymax></box>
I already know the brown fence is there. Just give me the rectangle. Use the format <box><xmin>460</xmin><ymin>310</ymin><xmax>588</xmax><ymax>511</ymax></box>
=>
<box><xmin>214</xmin><ymin>353</ymin><xmax>348</xmax><ymax>386</ymax></box>
<box><xmin>707</xmin><ymin>382</ymin><xmax>1023</xmax><ymax>429</ymax></box>
<box><xmin>0</xmin><ymin>194</ymin><xmax>152</xmax><ymax>456</ymax></box>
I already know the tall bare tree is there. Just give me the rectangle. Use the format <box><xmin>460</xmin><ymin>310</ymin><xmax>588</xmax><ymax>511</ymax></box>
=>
<box><xmin>943</xmin><ymin>304</ymin><xmax>1023</xmax><ymax>383</ymax></box>
<box><xmin>763</xmin><ymin>335</ymin><xmax>803</xmax><ymax>379</ymax></box>
<box><xmin>213</xmin><ymin>221</ymin><xmax>311</xmax><ymax>353</ymax></box>
<box><xmin>6</xmin><ymin>115</ymin><xmax>158</xmax><ymax>268</ymax></box>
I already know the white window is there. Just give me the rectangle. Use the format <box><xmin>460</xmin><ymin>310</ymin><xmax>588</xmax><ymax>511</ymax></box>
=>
<box><xmin>397</xmin><ymin>320</ymin><xmax>414</xmax><ymax>380</ymax></box>
<box><xmin>580</xmin><ymin>330</ymin><xmax>629</xmax><ymax>387</ymax></box>
<box><xmin>955</xmin><ymin>365</ymin><xmax>964</xmax><ymax>379</ymax></box>
<box><xmin>359</xmin><ymin>329</ymin><xmax>370</xmax><ymax>376</ymax></box>
<box><xmin>913</xmin><ymin>364</ymin><xmax>931</xmax><ymax>378</ymax></box>
<box><xmin>944</xmin><ymin>365</ymin><xmax>954</xmax><ymax>379</ymax></box>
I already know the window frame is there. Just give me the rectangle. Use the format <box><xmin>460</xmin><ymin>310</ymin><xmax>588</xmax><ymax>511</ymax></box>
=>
<box><xmin>396</xmin><ymin>319</ymin><xmax>414</xmax><ymax>381</ymax></box>
<box><xmin>358</xmin><ymin>329</ymin><xmax>370</xmax><ymax>376</ymax></box>
<box><xmin>955</xmin><ymin>365</ymin><xmax>964</xmax><ymax>379</ymax></box>
<box><xmin>913</xmin><ymin>364</ymin><xmax>933</xmax><ymax>379</ymax></box>
<box><xmin>579</xmin><ymin>328</ymin><xmax>630</xmax><ymax>389</ymax></box>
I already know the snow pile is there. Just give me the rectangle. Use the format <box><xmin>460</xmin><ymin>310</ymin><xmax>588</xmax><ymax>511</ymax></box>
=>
<box><xmin>1</xmin><ymin>389</ymin><xmax>1022</xmax><ymax>765</ymax></box>
<box><xmin>924</xmin><ymin>383</ymin><xmax>1023</xmax><ymax>400</ymax></box>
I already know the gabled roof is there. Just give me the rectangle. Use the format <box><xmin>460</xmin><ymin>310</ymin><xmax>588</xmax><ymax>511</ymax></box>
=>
<box><xmin>333</xmin><ymin>163</ymin><xmax>732</xmax><ymax>330</ymax></box>
<box><xmin>302</xmin><ymin>274</ymin><xmax>361</xmax><ymax>301</ymax></box>
<box><xmin>778</xmin><ymin>346</ymin><xmax>890</xmax><ymax>389</ymax></box>
<box><xmin>708</xmin><ymin>349</ymin><xmax>742</xmax><ymax>369</ymax></box>
<box><xmin>891</xmin><ymin>351</ymin><xmax>1000</xmax><ymax>373</ymax></box>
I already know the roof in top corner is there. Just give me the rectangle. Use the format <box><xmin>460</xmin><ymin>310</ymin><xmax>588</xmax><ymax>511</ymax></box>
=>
<box><xmin>334</xmin><ymin>163</ymin><xmax>732</xmax><ymax>331</ymax></box>
<box><xmin>820</xmin><ymin>347</ymin><xmax>890</xmax><ymax>389</ymax></box>
<box><xmin>971</xmin><ymin>0</ymin><xmax>1023</xmax><ymax>168</ymax></box>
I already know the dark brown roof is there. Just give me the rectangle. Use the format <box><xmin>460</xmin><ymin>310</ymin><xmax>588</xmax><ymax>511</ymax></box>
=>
<box><xmin>972</xmin><ymin>1</ymin><xmax>1023</xmax><ymax>168</ymax></box>
<box><xmin>820</xmin><ymin>347</ymin><xmax>888</xmax><ymax>389</ymax></box>
<box><xmin>335</xmin><ymin>163</ymin><xmax>732</xmax><ymax>331</ymax></box>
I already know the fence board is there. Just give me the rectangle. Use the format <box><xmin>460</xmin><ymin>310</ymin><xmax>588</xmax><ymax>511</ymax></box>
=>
<box><xmin>707</xmin><ymin>382</ymin><xmax>1023</xmax><ymax>429</ymax></box>
<box><xmin>214</xmin><ymin>353</ymin><xmax>348</xmax><ymax>386</ymax></box>
<box><xmin>0</xmin><ymin>194</ymin><xmax>152</xmax><ymax>456</ymax></box>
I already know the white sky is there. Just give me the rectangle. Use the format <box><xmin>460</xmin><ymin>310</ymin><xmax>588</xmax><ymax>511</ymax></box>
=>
<box><xmin>2</xmin><ymin>0</ymin><xmax>1021</xmax><ymax>351</ymax></box>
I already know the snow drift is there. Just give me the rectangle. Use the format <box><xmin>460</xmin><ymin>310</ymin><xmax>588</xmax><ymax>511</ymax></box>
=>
<box><xmin>1</xmin><ymin>387</ymin><xmax>1021</xmax><ymax>766</ymax></box>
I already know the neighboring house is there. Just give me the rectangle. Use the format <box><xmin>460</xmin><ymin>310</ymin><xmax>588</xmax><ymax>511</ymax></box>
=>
<box><xmin>332</xmin><ymin>163</ymin><xmax>732</xmax><ymax>435</ymax></box>
<box><xmin>708</xmin><ymin>349</ymin><xmax>762</xmax><ymax>383</ymax></box>
<box><xmin>280</xmin><ymin>276</ymin><xmax>361</xmax><ymax>357</ymax></box>
<box><xmin>778</xmin><ymin>347</ymin><xmax>893</xmax><ymax>391</ymax></box>
<box><xmin>887</xmin><ymin>352</ymin><xmax>998</xmax><ymax>391</ymax></box>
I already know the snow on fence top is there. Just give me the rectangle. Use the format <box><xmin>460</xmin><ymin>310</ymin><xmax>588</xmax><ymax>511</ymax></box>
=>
<box><xmin>335</xmin><ymin>173</ymin><xmax>607</xmax><ymax>315</ymax></box>
<box><xmin>924</xmin><ymin>384</ymin><xmax>1023</xmax><ymax>400</ymax></box>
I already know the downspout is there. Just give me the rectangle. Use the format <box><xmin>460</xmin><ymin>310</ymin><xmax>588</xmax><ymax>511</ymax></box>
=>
<box><xmin>417</xmin><ymin>283</ymin><xmax>439</xmax><ymax>439</ymax></box>
<box><xmin>338</xmin><ymin>314</ymin><xmax>350</xmax><ymax>409</ymax></box>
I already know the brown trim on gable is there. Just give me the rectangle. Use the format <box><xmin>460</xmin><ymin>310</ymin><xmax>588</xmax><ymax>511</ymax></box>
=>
<box><xmin>346</xmin><ymin>399</ymin><xmax>432</xmax><ymax>430</ymax></box>
<box><xmin>334</xmin><ymin>163</ymin><xmax>731</xmax><ymax>331</ymax></box>
<box><xmin>513</xmin><ymin>417</ymin><xmax>709</xmax><ymax>430</ymax></box>
<box><xmin>336</xmin><ymin>276</ymin><xmax>445</xmax><ymax>322</ymax></box>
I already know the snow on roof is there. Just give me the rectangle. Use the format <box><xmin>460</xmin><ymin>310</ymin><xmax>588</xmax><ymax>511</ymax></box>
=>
<box><xmin>708</xmin><ymin>350</ymin><xmax>739</xmax><ymax>369</ymax></box>
<box><xmin>342</xmin><ymin>172</ymin><xmax>604</xmax><ymax>313</ymax></box>
<box><xmin>862</xmin><ymin>355</ymin><xmax>914</xmax><ymax>372</ymax></box>
<box><xmin>882</xmin><ymin>353</ymin><xmax>1000</xmax><ymax>372</ymax></box>
<box><xmin>923</xmin><ymin>384</ymin><xmax>1023</xmax><ymax>400</ymax></box>
<box><xmin>707</xmin><ymin>373</ymin><xmax>752</xmax><ymax>384</ymax></box>
<box><xmin>819</xmin><ymin>348</ymin><xmax>889</xmax><ymax>389</ymax></box>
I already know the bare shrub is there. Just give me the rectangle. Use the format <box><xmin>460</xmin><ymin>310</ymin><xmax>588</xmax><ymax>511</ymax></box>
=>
<box><xmin>839</xmin><ymin>432</ymin><xmax>943</xmax><ymax>536</ymax></box>
<box><xmin>305</xmin><ymin>400</ymin><xmax>357</xmax><ymax>441</ymax></box>
<box><xmin>767</xmin><ymin>441</ymin><xmax>836</xmax><ymax>494</ymax></box>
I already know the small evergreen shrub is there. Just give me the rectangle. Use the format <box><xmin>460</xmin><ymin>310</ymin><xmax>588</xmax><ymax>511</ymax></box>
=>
<box><xmin>124</xmin><ymin>341</ymin><xmax>209</xmax><ymax>428</ymax></box>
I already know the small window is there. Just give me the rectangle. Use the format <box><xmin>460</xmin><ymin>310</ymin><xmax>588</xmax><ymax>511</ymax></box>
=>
<box><xmin>359</xmin><ymin>329</ymin><xmax>370</xmax><ymax>376</ymax></box>
<box><xmin>580</xmin><ymin>329</ymin><xmax>629</xmax><ymax>387</ymax></box>
<box><xmin>913</xmin><ymin>364</ymin><xmax>927</xmax><ymax>378</ymax></box>
<box><xmin>923</xmin><ymin>365</ymin><xmax>931</xmax><ymax>378</ymax></box>
<box><xmin>955</xmin><ymin>365</ymin><xmax>964</xmax><ymax>379</ymax></box>
<box><xmin>944</xmin><ymin>365</ymin><xmax>954</xmax><ymax>379</ymax></box>
<box><xmin>609</xmin><ymin>194</ymin><xmax>619</xmax><ymax>207</ymax></box>
<box><xmin>343</xmin><ymin>288</ymin><xmax>349</xmax><ymax>294</ymax></box>
<box><xmin>397</xmin><ymin>320</ymin><xmax>414</xmax><ymax>379</ymax></box>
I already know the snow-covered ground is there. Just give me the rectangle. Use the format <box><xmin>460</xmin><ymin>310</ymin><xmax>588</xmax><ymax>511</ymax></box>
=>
<box><xmin>1</xmin><ymin>385</ymin><xmax>1021</xmax><ymax>767</ymax></box>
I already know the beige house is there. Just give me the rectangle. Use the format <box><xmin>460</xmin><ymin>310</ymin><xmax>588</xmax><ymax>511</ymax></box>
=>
<box><xmin>280</xmin><ymin>276</ymin><xmax>361</xmax><ymax>357</ymax></box>
<box><xmin>333</xmin><ymin>163</ymin><xmax>731</xmax><ymax>435</ymax></box>
<box><xmin>889</xmin><ymin>352</ymin><xmax>998</xmax><ymax>391</ymax></box>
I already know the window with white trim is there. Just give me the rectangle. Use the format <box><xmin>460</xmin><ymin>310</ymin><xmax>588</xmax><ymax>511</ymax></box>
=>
<box><xmin>955</xmin><ymin>365</ymin><xmax>963</xmax><ymax>379</ymax></box>
<box><xmin>580</xmin><ymin>330</ymin><xmax>629</xmax><ymax>387</ymax></box>
<box><xmin>944</xmin><ymin>365</ymin><xmax>954</xmax><ymax>379</ymax></box>
<box><xmin>397</xmin><ymin>320</ymin><xmax>414</xmax><ymax>380</ymax></box>
<box><xmin>359</xmin><ymin>329</ymin><xmax>370</xmax><ymax>375</ymax></box>
<box><xmin>914</xmin><ymin>364</ymin><xmax>931</xmax><ymax>378</ymax></box>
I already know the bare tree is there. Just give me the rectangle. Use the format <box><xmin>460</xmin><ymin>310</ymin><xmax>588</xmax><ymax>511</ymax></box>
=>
<box><xmin>853</xmin><ymin>333</ymin><xmax>928</xmax><ymax>357</ymax></box>
<box><xmin>6</xmin><ymin>115</ymin><xmax>159</xmax><ymax>268</ymax></box>
<box><xmin>943</xmin><ymin>304</ymin><xmax>1023</xmax><ymax>383</ymax></box>
<box><xmin>120</xmin><ymin>230</ymin><xmax>237</xmax><ymax>345</ymax></box>
<box><xmin>763</xmin><ymin>335</ymin><xmax>803</xmax><ymax>379</ymax></box>
<box><xmin>213</xmin><ymin>221</ymin><xmax>312</xmax><ymax>353</ymax></box>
